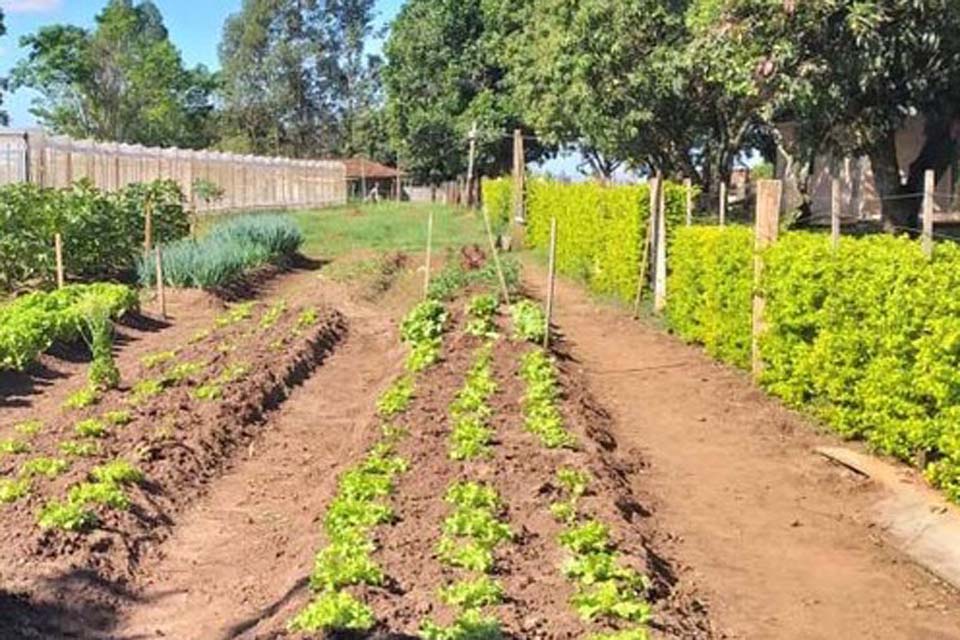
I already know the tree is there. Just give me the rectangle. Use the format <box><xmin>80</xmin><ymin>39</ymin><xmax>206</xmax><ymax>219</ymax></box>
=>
<box><xmin>712</xmin><ymin>0</ymin><xmax>960</xmax><ymax>229</ymax></box>
<box><xmin>383</xmin><ymin>0</ymin><xmax>546</xmax><ymax>184</ymax></box>
<box><xmin>10</xmin><ymin>0</ymin><xmax>216</xmax><ymax>149</ymax></box>
<box><xmin>217</xmin><ymin>0</ymin><xmax>385</xmax><ymax>160</ymax></box>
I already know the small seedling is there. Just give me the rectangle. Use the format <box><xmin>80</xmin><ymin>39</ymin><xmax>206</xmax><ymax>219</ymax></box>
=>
<box><xmin>131</xmin><ymin>379</ymin><xmax>163</xmax><ymax>404</ymax></box>
<box><xmin>63</xmin><ymin>386</ymin><xmax>99</xmax><ymax>410</ymax></box>
<box><xmin>215</xmin><ymin>302</ymin><xmax>257</xmax><ymax>328</ymax></box>
<box><xmin>421</xmin><ymin>609</ymin><xmax>503</xmax><ymax>640</ymax></box>
<box><xmin>0</xmin><ymin>439</ymin><xmax>30</xmax><ymax>455</ymax></box>
<box><xmin>0</xmin><ymin>478</ymin><xmax>31</xmax><ymax>503</ymax></box>
<box><xmin>75</xmin><ymin>419</ymin><xmax>107</xmax><ymax>439</ymax></box>
<box><xmin>104</xmin><ymin>410</ymin><xmax>132</xmax><ymax>426</ymax></box>
<box><xmin>193</xmin><ymin>384</ymin><xmax>223</xmax><ymax>401</ymax></box>
<box><xmin>162</xmin><ymin>361</ymin><xmax>204</xmax><ymax>385</ymax></box>
<box><xmin>14</xmin><ymin>420</ymin><xmax>43</xmax><ymax>437</ymax></box>
<box><xmin>189</xmin><ymin>329</ymin><xmax>211</xmax><ymax>344</ymax></box>
<box><xmin>141</xmin><ymin>350</ymin><xmax>176</xmax><ymax>369</ymax></box>
<box><xmin>438</xmin><ymin>575</ymin><xmax>504</xmax><ymax>608</ymax></box>
<box><xmin>377</xmin><ymin>376</ymin><xmax>414</xmax><ymax>418</ymax></box>
<box><xmin>37</xmin><ymin>500</ymin><xmax>97</xmax><ymax>531</ymax></box>
<box><xmin>60</xmin><ymin>440</ymin><xmax>99</xmax><ymax>457</ymax></box>
<box><xmin>260</xmin><ymin>300</ymin><xmax>287</xmax><ymax>330</ymax></box>
<box><xmin>20</xmin><ymin>457</ymin><xmax>70</xmax><ymax>479</ymax></box>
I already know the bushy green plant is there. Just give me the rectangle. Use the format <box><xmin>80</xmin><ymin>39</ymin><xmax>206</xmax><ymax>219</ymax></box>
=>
<box><xmin>103</xmin><ymin>410</ymin><xmax>132</xmax><ymax>426</ymax></box>
<box><xmin>526</xmin><ymin>179</ymin><xmax>689</xmax><ymax>302</ymax></box>
<box><xmin>37</xmin><ymin>500</ymin><xmax>97</xmax><ymax>531</ymax></box>
<box><xmin>377</xmin><ymin>375</ymin><xmax>415</xmax><ymax>417</ymax></box>
<box><xmin>466</xmin><ymin>294</ymin><xmax>499</xmax><ymax>338</ymax></box>
<box><xmin>14</xmin><ymin>420</ymin><xmax>43</xmax><ymax>436</ymax></box>
<box><xmin>421</xmin><ymin>608</ymin><xmax>503</xmax><ymax>640</ymax></box>
<box><xmin>287</xmin><ymin>591</ymin><xmax>375</xmax><ymax>632</ymax></box>
<box><xmin>64</xmin><ymin>386</ymin><xmax>100</xmax><ymax>410</ymax></box>
<box><xmin>20</xmin><ymin>457</ymin><xmax>70</xmax><ymax>479</ymax></box>
<box><xmin>0</xmin><ymin>478</ymin><xmax>31</xmax><ymax>503</ymax></box>
<box><xmin>139</xmin><ymin>215</ymin><xmax>303</xmax><ymax>289</ymax></box>
<box><xmin>667</xmin><ymin>228</ymin><xmax>960</xmax><ymax>503</ymax></box>
<box><xmin>0</xmin><ymin>283</ymin><xmax>137</xmax><ymax>372</ymax></box>
<box><xmin>438</xmin><ymin>576</ymin><xmax>504</xmax><ymax>608</ymax></box>
<box><xmin>482</xmin><ymin>177</ymin><xmax>513</xmax><ymax>231</ymax></box>
<box><xmin>75</xmin><ymin>419</ymin><xmax>107</xmax><ymax>439</ymax></box>
<box><xmin>90</xmin><ymin>460</ymin><xmax>143</xmax><ymax>485</ymax></box>
<box><xmin>519</xmin><ymin>349</ymin><xmax>576</xmax><ymax>449</ymax></box>
<box><xmin>510</xmin><ymin>300</ymin><xmax>547</xmax><ymax>344</ymax></box>
<box><xmin>60</xmin><ymin>440</ymin><xmax>99</xmax><ymax>457</ymax></box>
<box><xmin>449</xmin><ymin>345</ymin><xmax>497</xmax><ymax>460</ymax></box>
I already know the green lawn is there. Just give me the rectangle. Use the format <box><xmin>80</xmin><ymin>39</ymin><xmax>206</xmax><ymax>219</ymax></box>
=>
<box><xmin>287</xmin><ymin>202</ymin><xmax>487</xmax><ymax>259</ymax></box>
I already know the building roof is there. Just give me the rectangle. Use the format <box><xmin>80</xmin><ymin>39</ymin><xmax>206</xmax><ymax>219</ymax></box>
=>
<box><xmin>344</xmin><ymin>158</ymin><xmax>403</xmax><ymax>179</ymax></box>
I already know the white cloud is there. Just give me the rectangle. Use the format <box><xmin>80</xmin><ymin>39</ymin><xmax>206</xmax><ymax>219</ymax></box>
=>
<box><xmin>0</xmin><ymin>0</ymin><xmax>62</xmax><ymax>13</ymax></box>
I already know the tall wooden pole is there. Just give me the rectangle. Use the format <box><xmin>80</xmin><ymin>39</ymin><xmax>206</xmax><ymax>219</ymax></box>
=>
<box><xmin>360</xmin><ymin>156</ymin><xmax>367</xmax><ymax>202</ymax></box>
<box><xmin>396</xmin><ymin>151</ymin><xmax>402</xmax><ymax>203</ymax></box>
<box><xmin>719</xmin><ymin>181</ymin><xmax>727</xmax><ymax>227</ymax></box>
<box><xmin>684</xmin><ymin>178</ymin><xmax>693</xmax><ymax>226</ymax></box>
<box><xmin>923</xmin><ymin>169</ymin><xmax>935</xmax><ymax>258</ymax></box>
<box><xmin>423</xmin><ymin>208</ymin><xmax>435</xmax><ymax>299</ymax></box>
<box><xmin>513</xmin><ymin>128</ymin><xmax>526</xmax><ymax>223</ymax></box>
<box><xmin>544</xmin><ymin>217</ymin><xmax>558</xmax><ymax>349</ymax></box>
<box><xmin>143</xmin><ymin>194</ymin><xmax>154</xmax><ymax>252</ymax></box>
<box><xmin>752</xmin><ymin>180</ymin><xmax>782</xmax><ymax>378</ymax></box>
<box><xmin>653</xmin><ymin>177</ymin><xmax>668</xmax><ymax>314</ymax></box>
<box><xmin>465</xmin><ymin>121</ymin><xmax>478</xmax><ymax>208</ymax></box>
<box><xmin>831</xmin><ymin>177</ymin><xmax>841</xmax><ymax>251</ymax></box>
<box><xmin>482</xmin><ymin>205</ymin><xmax>511</xmax><ymax>305</ymax></box>
<box><xmin>155</xmin><ymin>246</ymin><xmax>167</xmax><ymax>320</ymax></box>
<box><xmin>54</xmin><ymin>233</ymin><xmax>65</xmax><ymax>289</ymax></box>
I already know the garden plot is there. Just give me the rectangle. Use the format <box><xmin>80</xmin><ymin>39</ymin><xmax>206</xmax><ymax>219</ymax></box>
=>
<box><xmin>0</xmin><ymin>294</ymin><xmax>346</xmax><ymax>637</ymax></box>
<box><xmin>251</xmin><ymin>292</ymin><xmax>712</xmax><ymax>639</ymax></box>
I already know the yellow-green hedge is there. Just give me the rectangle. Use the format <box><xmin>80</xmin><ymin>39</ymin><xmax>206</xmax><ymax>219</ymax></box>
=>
<box><xmin>667</xmin><ymin>226</ymin><xmax>960</xmax><ymax>503</ymax></box>
<box><xmin>482</xmin><ymin>177</ymin><xmax>513</xmax><ymax>232</ymax></box>
<box><xmin>525</xmin><ymin>179</ymin><xmax>689</xmax><ymax>302</ymax></box>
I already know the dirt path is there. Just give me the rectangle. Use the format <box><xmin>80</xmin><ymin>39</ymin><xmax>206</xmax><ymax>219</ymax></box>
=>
<box><xmin>113</xmin><ymin>297</ymin><xmax>403</xmax><ymax>640</ymax></box>
<box><xmin>525</xmin><ymin>265</ymin><xmax>960</xmax><ymax>640</ymax></box>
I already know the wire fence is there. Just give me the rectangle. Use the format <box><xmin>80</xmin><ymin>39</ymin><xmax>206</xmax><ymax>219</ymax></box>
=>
<box><xmin>0</xmin><ymin>129</ymin><xmax>348</xmax><ymax>214</ymax></box>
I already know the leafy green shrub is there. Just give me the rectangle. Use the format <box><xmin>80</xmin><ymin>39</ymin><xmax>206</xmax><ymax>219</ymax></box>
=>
<box><xmin>287</xmin><ymin>591</ymin><xmax>375</xmax><ymax>632</ymax></box>
<box><xmin>0</xmin><ymin>179</ymin><xmax>187</xmax><ymax>292</ymax></box>
<box><xmin>511</xmin><ymin>300</ymin><xmax>547</xmax><ymax>343</ymax></box>
<box><xmin>482</xmin><ymin>176</ymin><xmax>513</xmax><ymax>231</ymax></box>
<box><xmin>666</xmin><ymin>228</ymin><xmax>960</xmax><ymax>503</ymax></box>
<box><xmin>466</xmin><ymin>294</ymin><xmax>499</xmax><ymax>338</ymax></box>
<box><xmin>140</xmin><ymin>214</ymin><xmax>303</xmax><ymax>289</ymax></box>
<box><xmin>0</xmin><ymin>283</ymin><xmax>137</xmax><ymax>372</ymax></box>
<box><xmin>666</xmin><ymin>226</ymin><xmax>754</xmax><ymax>368</ymax></box>
<box><xmin>526</xmin><ymin>179</ymin><xmax>689</xmax><ymax>302</ymax></box>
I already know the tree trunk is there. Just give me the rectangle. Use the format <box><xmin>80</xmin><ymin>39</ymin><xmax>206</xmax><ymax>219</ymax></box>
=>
<box><xmin>868</xmin><ymin>129</ymin><xmax>917</xmax><ymax>232</ymax></box>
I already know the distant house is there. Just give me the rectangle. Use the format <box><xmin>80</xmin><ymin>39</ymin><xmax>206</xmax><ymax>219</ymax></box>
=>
<box><xmin>344</xmin><ymin>158</ymin><xmax>403</xmax><ymax>201</ymax></box>
<box><xmin>776</xmin><ymin>115</ymin><xmax>960</xmax><ymax>224</ymax></box>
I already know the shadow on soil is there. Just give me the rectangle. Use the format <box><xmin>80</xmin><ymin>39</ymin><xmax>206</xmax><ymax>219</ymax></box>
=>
<box><xmin>211</xmin><ymin>255</ymin><xmax>329</xmax><ymax>303</ymax></box>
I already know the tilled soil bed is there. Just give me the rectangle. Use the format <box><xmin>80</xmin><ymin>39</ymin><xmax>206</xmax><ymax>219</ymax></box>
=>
<box><xmin>0</xmin><ymin>298</ymin><xmax>347</xmax><ymax>638</ymax></box>
<box><xmin>252</xmin><ymin>298</ymin><xmax>713</xmax><ymax>639</ymax></box>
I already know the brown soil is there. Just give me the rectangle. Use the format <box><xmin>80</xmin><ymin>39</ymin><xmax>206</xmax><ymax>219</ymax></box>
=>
<box><xmin>0</xmin><ymin>274</ymin><xmax>347</xmax><ymax>639</ymax></box>
<box><xmin>233</xmin><ymin>304</ymin><xmax>711</xmax><ymax>639</ymax></box>
<box><xmin>523</xmin><ymin>262</ymin><xmax>960</xmax><ymax>640</ymax></box>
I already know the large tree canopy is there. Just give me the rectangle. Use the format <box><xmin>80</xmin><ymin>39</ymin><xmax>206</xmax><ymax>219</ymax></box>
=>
<box><xmin>217</xmin><ymin>0</ymin><xmax>384</xmax><ymax>160</ymax></box>
<box><xmin>383</xmin><ymin>0</ymin><xmax>547</xmax><ymax>184</ymax></box>
<box><xmin>11</xmin><ymin>0</ymin><xmax>217</xmax><ymax>148</ymax></box>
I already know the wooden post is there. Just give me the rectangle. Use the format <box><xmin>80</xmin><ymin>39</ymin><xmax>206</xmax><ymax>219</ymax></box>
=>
<box><xmin>831</xmin><ymin>177</ymin><xmax>841</xmax><ymax>251</ymax></box>
<box><xmin>54</xmin><ymin>233</ymin><xmax>64</xmax><ymax>289</ymax></box>
<box><xmin>482</xmin><ymin>205</ymin><xmax>512</xmax><ymax>305</ymax></box>
<box><xmin>653</xmin><ymin>177</ymin><xmax>668</xmax><ymax>313</ymax></box>
<box><xmin>423</xmin><ymin>208</ymin><xmax>435</xmax><ymax>299</ymax></box>
<box><xmin>396</xmin><ymin>151</ymin><xmax>402</xmax><ymax>203</ymax></box>
<box><xmin>684</xmin><ymin>178</ymin><xmax>693</xmax><ymax>226</ymax></box>
<box><xmin>719</xmin><ymin>181</ymin><xmax>727</xmax><ymax>227</ymax></box>
<box><xmin>143</xmin><ymin>194</ymin><xmax>154</xmax><ymax>252</ymax></box>
<box><xmin>632</xmin><ymin>176</ymin><xmax>659</xmax><ymax>317</ymax></box>
<box><xmin>752</xmin><ymin>179</ymin><xmax>782</xmax><ymax>378</ymax></box>
<box><xmin>544</xmin><ymin>217</ymin><xmax>558</xmax><ymax>349</ymax></box>
<box><xmin>155</xmin><ymin>246</ymin><xmax>167</xmax><ymax>320</ymax></box>
<box><xmin>513</xmin><ymin>128</ymin><xmax>526</xmax><ymax>223</ymax></box>
<box><xmin>923</xmin><ymin>169</ymin><xmax>935</xmax><ymax>258</ymax></box>
<box><xmin>465</xmin><ymin>121</ymin><xmax>478</xmax><ymax>208</ymax></box>
<box><xmin>360</xmin><ymin>156</ymin><xmax>367</xmax><ymax>202</ymax></box>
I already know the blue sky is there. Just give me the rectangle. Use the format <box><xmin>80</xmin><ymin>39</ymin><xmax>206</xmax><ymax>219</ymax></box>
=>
<box><xmin>0</xmin><ymin>0</ymin><xmax>584</xmax><ymax>176</ymax></box>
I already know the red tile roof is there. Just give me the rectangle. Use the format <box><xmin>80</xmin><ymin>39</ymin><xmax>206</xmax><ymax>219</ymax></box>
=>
<box><xmin>344</xmin><ymin>158</ymin><xmax>403</xmax><ymax>179</ymax></box>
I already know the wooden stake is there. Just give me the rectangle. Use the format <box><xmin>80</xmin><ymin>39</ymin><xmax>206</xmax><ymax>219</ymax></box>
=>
<box><xmin>831</xmin><ymin>177</ymin><xmax>841</xmax><ymax>251</ymax></box>
<box><xmin>544</xmin><ymin>217</ymin><xmax>558</xmax><ymax>349</ymax></box>
<box><xmin>155</xmin><ymin>246</ymin><xmax>167</xmax><ymax>320</ymax></box>
<box><xmin>923</xmin><ymin>169</ymin><xmax>935</xmax><ymax>258</ymax></box>
<box><xmin>482</xmin><ymin>205</ymin><xmax>511</xmax><ymax>305</ymax></box>
<box><xmin>54</xmin><ymin>233</ymin><xmax>64</xmax><ymax>289</ymax></box>
<box><xmin>513</xmin><ymin>128</ymin><xmax>526</xmax><ymax>223</ymax></box>
<box><xmin>632</xmin><ymin>192</ymin><xmax>656</xmax><ymax>319</ymax></box>
<box><xmin>143</xmin><ymin>194</ymin><xmax>154</xmax><ymax>252</ymax></box>
<box><xmin>654</xmin><ymin>178</ymin><xmax>668</xmax><ymax>313</ymax></box>
<box><xmin>719</xmin><ymin>181</ymin><xmax>727</xmax><ymax>227</ymax></box>
<box><xmin>465</xmin><ymin>121</ymin><xmax>478</xmax><ymax>208</ymax></box>
<box><xmin>752</xmin><ymin>179</ymin><xmax>782</xmax><ymax>378</ymax></box>
<box><xmin>423</xmin><ymin>208</ymin><xmax>435</xmax><ymax>299</ymax></box>
<box><xmin>396</xmin><ymin>151</ymin><xmax>402</xmax><ymax>203</ymax></box>
<box><xmin>684</xmin><ymin>178</ymin><xmax>693</xmax><ymax>226</ymax></box>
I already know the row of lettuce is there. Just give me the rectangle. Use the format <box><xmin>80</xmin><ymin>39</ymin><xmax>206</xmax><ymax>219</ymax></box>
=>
<box><xmin>668</xmin><ymin>227</ymin><xmax>960</xmax><ymax>503</ymax></box>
